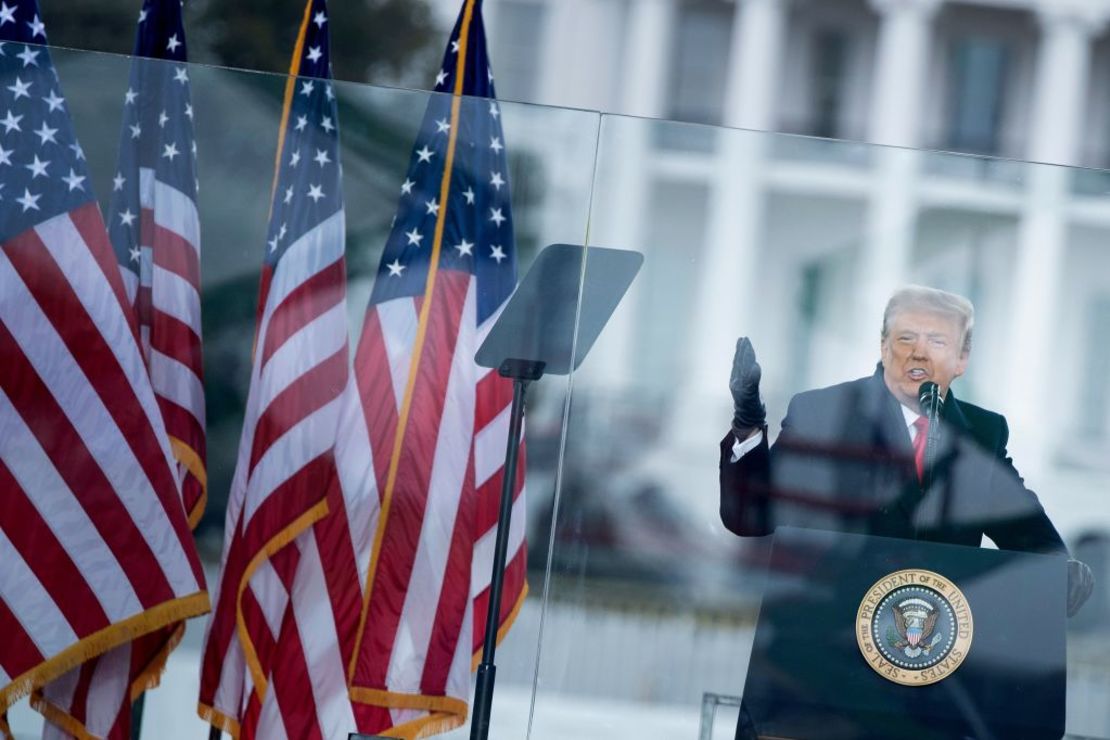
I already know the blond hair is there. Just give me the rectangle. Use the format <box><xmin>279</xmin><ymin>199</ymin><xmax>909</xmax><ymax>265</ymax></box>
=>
<box><xmin>881</xmin><ymin>285</ymin><xmax>974</xmax><ymax>355</ymax></box>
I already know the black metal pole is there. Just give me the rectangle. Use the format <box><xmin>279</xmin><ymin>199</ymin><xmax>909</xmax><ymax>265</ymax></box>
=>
<box><xmin>130</xmin><ymin>692</ymin><xmax>145</xmax><ymax>740</ymax></box>
<box><xmin>208</xmin><ymin>726</ymin><xmax>222</xmax><ymax>739</ymax></box>
<box><xmin>470</xmin><ymin>367</ymin><xmax>533</xmax><ymax>740</ymax></box>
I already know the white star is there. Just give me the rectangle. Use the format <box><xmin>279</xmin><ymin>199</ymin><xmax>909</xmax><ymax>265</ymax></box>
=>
<box><xmin>489</xmin><ymin>207</ymin><xmax>506</xmax><ymax>227</ymax></box>
<box><xmin>0</xmin><ymin>142</ymin><xmax>11</xmax><ymax>166</ymax></box>
<box><xmin>454</xmin><ymin>239</ymin><xmax>474</xmax><ymax>256</ymax></box>
<box><xmin>130</xmin><ymin>123</ymin><xmax>142</xmax><ymax>139</ymax></box>
<box><xmin>159</xmin><ymin>110</ymin><xmax>169</xmax><ymax>127</ymax></box>
<box><xmin>295</xmin><ymin>115</ymin><xmax>307</xmax><ymax>131</ymax></box>
<box><xmin>490</xmin><ymin>245</ymin><xmax>507</xmax><ymax>263</ymax></box>
<box><xmin>462</xmin><ymin>187</ymin><xmax>475</xmax><ymax>205</ymax></box>
<box><xmin>435</xmin><ymin>118</ymin><xmax>450</xmax><ymax>134</ymax></box>
<box><xmin>268</xmin><ymin>236</ymin><xmax>279</xmax><ymax>253</ymax></box>
<box><xmin>424</xmin><ymin>198</ymin><xmax>439</xmax><ymax>216</ymax></box>
<box><xmin>1</xmin><ymin>110</ymin><xmax>22</xmax><ymax>133</ymax></box>
<box><xmin>300</xmin><ymin>80</ymin><xmax>314</xmax><ymax>96</ymax></box>
<box><xmin>489</xmin><ymin>101</ymin><xmax>500</xmax><ymax>119</ymax></box>
<box><xmin>69</xmin><ymin>141</ymin><xmax>84</xmax><ymax>160</ymax></box>
<box><xmin>124</xmin><ymin>87</ymin><xmax>137</xmax><ymax>104</ymax></box>
<box><xmin>166</xmin><ymin>34</ymin><xmax>181</xmax><ymax>53</ymax></box>
<box><xmin>281</xmin><ymin>185</ymin><xmax>293</xmax><ymax>204</ymax></box>
<box><xmin>313</xmin><ymin>10</ymin><xmax>327</xmax><ymax>27</ymax></box>
<box><xmin>325</xmin><ymin>84</ymin><xmax>334</xmax><ymax>101</ymax></box>
<box><xmin>129</xmin><ymin>246</ymin><xmax>141</xmax><ymax>262</ymax></box>
<box><xmin>25</xmin><ymin>154</ymin><xmax>48</xmax><ymax>178</ymax></box>
<box><xmin>16</xmin><ymin>45</ymin><xmax>39</xmax><ymax>67</ymax></box>
<box><xmin>320</xmin><ymin>115</ymin><xmax>334</xmax><ymax>133</ymax></box>
<box><xmin>313</xmin><ymin>148</ymin><xmax>331</xmax><ymax>167</ymax></box>
<box><xmin>290</xmin><ymin>149</ymin><xmax>301</xmax><ymax>166</ymax></box>
<box><xmin>435</xmin><ymin>69</ymin><xmax>447</xmax><ymax>87</ymax></box>
<box><xmin>113</xmin><ymin>173</ymin><xmax>125</xmax><ymax>191</ymax></box>
<box><xmin>185</xmin><ymin>102</ymin><xmax>193</xmax><ymax>120</ymax></box>
<box><xmin>279</xmin><ymin>223</ymin><xmax>287</xmax><ymax>239</ymax></box>
<box><xmin>0</xmin><ymin>3</ymin><xmax>15</xmax><ymax>26</ymax></box>
<box><xmin>306</xmin><ymin>45</ymin><xmax>322</xmax><ymax>63</ymax></box>
<box><xmin>138</xmin><ymin>8</ymin><xmax>148</xmax><ymax>23</ymax></box>
<box><xmin>450</xmin><ymin>39</ymin><xmax>460</xmax><ymax>54</ymax></box>
<box><xmin>173</xmin><ymin>66</ymin><xmax>188</xmax><ymax>84</ymax></box>
<box><xmin>119</xmin><ymin>209</ymin><xmax>137</xmax><ymax>227</ymax></box>
<box><xmin>405</xmin><ymin>228</ymin><xmax>424</xmax><ymax>246</ymax></box>
<box><xmin>307</xmin><ymin>184</ymin><xmax>324</xmax><ymax>202</ymax></box>
<box><xmin>191</xmin><ymin>140</ymin><xmax>197</xmax><ymax>156</ymax></box>
<box><xmin>33</xmin><ymin>122</ymin><xmax>57</xmax><ymax>145</ymax></box>
<box><xmin>162</xmin><ymin>142</ymin><xmax>179</xmax><ymax>160</ymax></box>
<box><xmin>62</xmin><ymin>168</ymin><xmax>85</xmax><ymax>191</ymax></box>
<box><xmin>488</xmin><ymin>68</ymin><xmax>494</xmax><ymax>83</ymax></box>
<box><xmin>489</xmin><ymin>136</ymin><xmax>503</xmax><ymax>153</ymax></box>
<box><xmin>7</xmin><ymin>77</ymin><xmax>31</xmax><ymax>100</ymax></box>
<box><xmin>27</xmin><ymin>14</ymin><xmax>44</xmax><ymax>38</ymax></box>
<box><xmin>43</xmin><ymin>90</ymin><xmax>64</xmax><ymax>112</ymax></box>
<box><xmin>400</xmin><ymin>178</ymin><xmax>414</xmax><ymax>195</ymax></box>
<box><xmin>386</xmin><ymin>259</ymin><xmax>405</xmax><ymax>277</ymax></box>
<box><xmin>490</xmin><ymin>171</ymin><xmax>505</xmax><ymax>190</ymax></box>
<box><xmin>416</xmin><ymin>145</ymin><xmax>433</xmax><ymax>163</ymax></box>
<box><xmin>16</xmin><ymin>188</ymin><xmax>40</xmax><ymax>212</ymax></box>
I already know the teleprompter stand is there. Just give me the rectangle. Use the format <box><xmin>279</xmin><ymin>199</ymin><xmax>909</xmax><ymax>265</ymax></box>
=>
<box><xmin>468</xmin><ymin>243</ymin><xmax>642</xmax><ymax>740</ymax></box>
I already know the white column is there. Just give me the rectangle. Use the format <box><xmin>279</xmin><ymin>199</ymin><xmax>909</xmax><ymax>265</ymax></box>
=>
<box><xmin>866</xmin><ymin>0</ymin><xmax>941</xmax><ymax>149</ymax></box>
<box><xmin>580</xmin><ymin>0</ymin><xmax>675</xmax><ymax>391</ymax></box>
<box><xmin>672</xmin><ymin>0</ymin><xmax>790</xmax><ymax>450</ymax></box>
<box><xmin>1004</xmin><ymin>6</ymin><xmax>1104</xmax><ymax>478</ymax></box>
<box><xmin>724</xmin><ymin>0</ymin><xmax>790</xmax><ymax>131</ymax></box>
<box><xmin>618</xmin><ymin>0</ymin><xmax>675</xmax><ymax>119</ymax></box>
<box><xmin>852</xmin><ymin>0</ymin><xmax>940</xmax><ymax>372</ymax></box>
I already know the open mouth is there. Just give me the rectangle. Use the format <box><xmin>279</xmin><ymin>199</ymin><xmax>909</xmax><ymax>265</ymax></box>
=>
<box><xmin>907</xmin><ymin>368</ymin><xmax>929</xmax><ymax>381</ymax></box>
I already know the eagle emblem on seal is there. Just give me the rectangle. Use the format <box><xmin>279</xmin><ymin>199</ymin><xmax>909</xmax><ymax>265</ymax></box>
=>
<box><xmin>887</xmin><ymin>598</ymin><xmax>943</xmax><ymax>658</ymax></box>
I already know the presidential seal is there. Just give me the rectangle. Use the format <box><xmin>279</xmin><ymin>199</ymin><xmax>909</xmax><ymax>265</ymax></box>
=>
<box><xmin>856</xmin><ymin>569</ymin><xmax>973</xmax><ymax>686</ymax></box>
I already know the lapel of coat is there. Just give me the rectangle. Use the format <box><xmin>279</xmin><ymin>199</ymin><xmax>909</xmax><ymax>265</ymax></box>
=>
<box><xmin>864</xmin><ymin>364</ymin><xmax>915</xmax><ymax>461</ymax></box>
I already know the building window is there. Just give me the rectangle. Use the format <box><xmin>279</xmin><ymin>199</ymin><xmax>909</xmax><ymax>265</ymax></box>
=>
<box><xmin>657</xmin><ymin>1</ymin><xmax>733</xmax><ymax>152</ymax></box>
<box><xmin>945</xmin><ymin>37</ymin><xmax>1010</xmax><ymax>155</ymax></box>
<box><xmin>1078</xmin><ymin>296</ymin><xmax>1110</xmax><ymax>440</ymax></box>
<box><xmin>809</xmin><ymin>28</ymin><xmax>850</xmax><ymax>139</ymax></box>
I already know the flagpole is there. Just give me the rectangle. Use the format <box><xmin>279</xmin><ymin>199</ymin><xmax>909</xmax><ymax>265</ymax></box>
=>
<box><xmin>208</xmin><ymin>727</ymin><xmax>221</xmax><ymax>739</ymax></box>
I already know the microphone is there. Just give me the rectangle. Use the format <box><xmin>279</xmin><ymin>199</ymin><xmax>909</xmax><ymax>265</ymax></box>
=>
<box><xmin>917</xmin><ymin>381</ymin><xmax>942</xmax><ymax>420</ymax></box>
<box><xmin>917</xmin><ymin>381</ymin><xmax>943</xmax><ymax>489</ymax></box>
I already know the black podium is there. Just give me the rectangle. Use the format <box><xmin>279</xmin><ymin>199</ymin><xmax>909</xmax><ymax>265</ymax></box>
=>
<box><xmin>740</xmin><ymin>527</ymin><xmax>1067</xmax><ymax>740</ymax></box>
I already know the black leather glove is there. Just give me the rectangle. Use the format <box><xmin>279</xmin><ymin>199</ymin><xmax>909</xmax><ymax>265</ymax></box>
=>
<box><xmin>1068</xmin><ymin>559</ymin><xmax>1094</xmax><ymax>617</ymax></box>
<box><xmin>729</xmin><ymin>337</ymin><xmax>766</xmax><ymax>439</ymax></box>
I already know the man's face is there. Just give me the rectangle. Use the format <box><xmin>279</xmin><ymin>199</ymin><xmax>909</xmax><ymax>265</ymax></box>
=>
<box><xmin>880</xmin><ymin>309</ymin><xmax>969</xmax><ymax>410</ymax></box>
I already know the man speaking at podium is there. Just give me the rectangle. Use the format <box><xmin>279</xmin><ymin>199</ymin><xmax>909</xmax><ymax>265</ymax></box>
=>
<box><xmin>719</xmin><ymin>285</ymin><xmax>1093</xmax><ymax>617</ymax></box>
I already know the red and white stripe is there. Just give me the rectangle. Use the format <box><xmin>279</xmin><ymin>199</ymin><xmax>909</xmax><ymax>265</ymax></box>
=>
<box><xmin>135</xmin><ymin>166</ymin><xmax>206</xmax><ymax>526</ymax></box>
<box><xmin>198</xmin><ymin>210</ymin><xmax>352</xmax><ymax>735</ymax></box>
<box><xmin>35</xmin><ymin>164</ymin><xmax>206</xmax><ymax>740</ymax></box>
<box><xmin>344</xmin><ymin>269</ymin><xmax>526</xmax><ymax>733</ymax></box>
<box><xmin>0</xmin><ymin>203</ymin><xmax>207</xmax><ymax>721</ymax></box>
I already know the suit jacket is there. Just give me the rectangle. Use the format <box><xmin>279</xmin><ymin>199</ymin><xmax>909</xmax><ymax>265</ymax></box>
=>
<box><xmin>719</xmin><ymin>366</ymin><xmax>1067</xmax><ymax>555</ymax></box>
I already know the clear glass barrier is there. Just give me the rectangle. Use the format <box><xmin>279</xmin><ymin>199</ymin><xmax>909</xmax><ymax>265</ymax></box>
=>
<box><xmin>8</xmin><ymin>39</ymin><xmax>1110</xmax><ymax>740</ymax></box>
<box><xmin>533</xmin><ymin>113</ymin><xmax>1110</xmax><ymax>739</ymax></box>
<box><xmin>2</xmin><ymin>45</ymin><xmax>599</xmax><ymax>739</ymax></box>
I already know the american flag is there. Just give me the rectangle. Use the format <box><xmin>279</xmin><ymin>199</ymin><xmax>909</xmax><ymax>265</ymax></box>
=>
<box><xmin>0</xmin><ymin>0</ymin><xmax>208</xmax><ymax>735</ymax></box>
<box><xmin>341</xmin><ymin>0</ymin><xmax>528</xmax><ymax>734</ymax></box>
<box><xmin>108</xmin><ymin>0</ymin><xmax>205</xmax><ymax>530</ymax></box>
<box><xmin>33</xmin><ymin>2</ymin><xmax>206</xmax><ymax>737</ymax></box>
<box><xmin>198</xmin><ymin>0</ymin><xmax>361</xmax><ymax>735</ymax></box>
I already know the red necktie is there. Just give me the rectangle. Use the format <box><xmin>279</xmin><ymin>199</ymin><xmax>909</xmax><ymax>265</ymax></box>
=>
<box><xmin>913</xmin><ymin>415</ymin><xmax>929</xmax><ymax>483</ymax></box>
